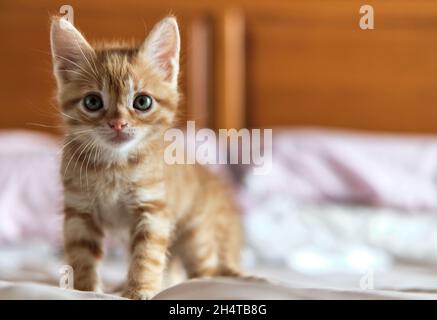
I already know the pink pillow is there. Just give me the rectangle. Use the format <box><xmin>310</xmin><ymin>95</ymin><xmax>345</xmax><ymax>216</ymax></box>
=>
<box><xmin>0</xmin><ymin>131</ymin><xmax>63</xmax><ymax>245</ymax></box>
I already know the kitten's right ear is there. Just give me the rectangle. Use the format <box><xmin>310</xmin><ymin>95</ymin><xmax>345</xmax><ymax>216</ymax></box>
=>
<box><xmin>50</xmin><ymin>17</ymin><xmax>94</xmax><ymax>83</ymax></box>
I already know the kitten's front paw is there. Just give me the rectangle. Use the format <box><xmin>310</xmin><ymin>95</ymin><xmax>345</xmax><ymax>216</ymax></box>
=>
<box><xmin>122</xmin><ymin>287</ymin><xmax>156</xmax><ymax>300</ymax></box>
<box><xmin>74</xmin><ymin>280</ymin><xmax>102</xmax><ymax>293</ymax></box>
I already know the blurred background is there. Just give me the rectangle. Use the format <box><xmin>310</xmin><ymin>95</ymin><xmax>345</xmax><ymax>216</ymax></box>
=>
<box><xmin>2</xmin><ymin>0</ymin><xmax>437</xmax><ymax>297</ymax></box>
<box><xmin>3</xmin><ymin>0</ymin><xmax>437</xmax><ymax>133</ymax></box>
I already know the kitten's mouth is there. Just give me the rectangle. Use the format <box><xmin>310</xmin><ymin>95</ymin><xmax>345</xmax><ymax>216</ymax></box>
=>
<box><xmin>108</xmin><ymin>132</ymin><xmax>134</xmax><ymax>144</ymax></box>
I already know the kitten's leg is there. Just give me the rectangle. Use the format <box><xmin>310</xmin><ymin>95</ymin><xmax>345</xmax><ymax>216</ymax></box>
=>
<box><xmin>178</xmin><ymin>221</ymin><xmax>222</xmax><ymax>278</ymax></box>
<box><xmin>178</xmin><ymin>212</ymin><xmax>242</xmax><ymax>279</ymax></box>
<box><xmin>123</xmin><ymin>208</ymin><xmax>171</xmax><ymax>300</ymax></box>
<box><xmin>178</xmin><ymin>222</ymin><xmax>268</xmax><ymax>282</ymax></box>
<box><xmin>64</xmin><ymin>208</ymin><xmax>104</xmax><ymax>292</ymax></box>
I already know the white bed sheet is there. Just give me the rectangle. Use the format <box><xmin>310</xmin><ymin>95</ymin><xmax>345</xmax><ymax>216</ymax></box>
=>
<box><xmin>1</xmin><ymin>243</ymin><xmax>437</xmax><ymax>300</ymax></box>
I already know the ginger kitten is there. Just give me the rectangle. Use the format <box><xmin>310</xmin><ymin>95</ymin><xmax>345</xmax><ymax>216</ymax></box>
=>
<box><xmin>50</xmin><ymin>16</ymin><xmax>241</xmax><ymax>299</ymax></box>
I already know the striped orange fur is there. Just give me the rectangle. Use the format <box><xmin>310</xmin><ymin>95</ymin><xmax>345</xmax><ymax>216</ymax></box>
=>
<box><xmin>50</xmin><ymin>16</ymin><xmax>242</xmax><ymax>299</ymax></box>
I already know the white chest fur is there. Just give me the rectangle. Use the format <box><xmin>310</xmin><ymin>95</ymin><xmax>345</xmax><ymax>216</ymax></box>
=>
<box><xmin>90</xmin><ymin>170</ymin><xmax>134</xmax><ymax>230</ymax></box>
<box><xmin>64</xmin><ymin>165</ymin><xmax>164</xmax><ymax>231</ymax></box>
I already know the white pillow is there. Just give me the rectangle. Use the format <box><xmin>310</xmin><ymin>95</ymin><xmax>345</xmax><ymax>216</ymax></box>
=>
<box><xmin>0</xmin><ymin>131</ymin><xmax>63</xmax><ymax>245</ymax></box>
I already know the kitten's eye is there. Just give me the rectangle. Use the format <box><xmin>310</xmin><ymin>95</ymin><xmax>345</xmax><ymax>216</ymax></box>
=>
<box><xmin>83</xmin><ymin>94</ymin><xmax>103</xmax><ymax>111</ymax></box>
<box><xmin>133</xmin><ymin>95</ymin><xmax>153</xmax><ymax>111</ymax></box>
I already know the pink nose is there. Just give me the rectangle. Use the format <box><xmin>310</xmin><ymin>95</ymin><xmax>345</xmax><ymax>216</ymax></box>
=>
<box><xmin>108</xmin><ymin>119</ymin><xmax>128</xmax><ymax>132</ymax></box>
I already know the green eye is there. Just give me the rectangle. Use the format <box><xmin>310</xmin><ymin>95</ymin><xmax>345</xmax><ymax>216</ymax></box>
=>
<box><xmin>133</xmin><ymin>94</ymin><xmax>153</xmax><ymax>111</ymax></box>
<box><xmin>83</xmin><ymin>94</ymin><xmax>103</xmax><ymax>111</ymax></box>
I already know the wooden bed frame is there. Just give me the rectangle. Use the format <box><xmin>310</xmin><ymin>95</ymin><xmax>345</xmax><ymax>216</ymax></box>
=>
<box><xmin>2</xmin><ymin>0</ymin><xmax>437</xmax><ymax>134</ymax></box>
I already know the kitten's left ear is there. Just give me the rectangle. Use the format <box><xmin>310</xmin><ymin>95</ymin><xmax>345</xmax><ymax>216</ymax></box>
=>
<box><xmin>139</xmin><ymin>17</ymin><xmax>180</xmax><ymax>88</ymax></box>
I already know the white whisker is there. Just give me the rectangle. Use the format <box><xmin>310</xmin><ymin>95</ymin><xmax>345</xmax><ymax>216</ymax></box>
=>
<box><xmin>72</xmin><ymin>35</ymin><xmax>99</xmax><ymax>79</ymax></box>
<box><xmin>63</xmin><ymin>139</ymin><xmax>88</xmax><ymax>178</ymax></box>
<box><xmin>84</xmin><ymin>141</ymin><xmax>97</xmax><ymax>191</ymax></box>
<box><xmin>59</xmin><ymin>111</ymin><xmax>82</xmax><ymax>122</ymax></box>
<box><xmin>76</xmin><ymin>139</ymin><xmax>94</xmax><ymax>190</ymax></box>
<box><xmin>54</xmin><ymin>54</ymin><xmax>98</xmax><ymax>82</ymax></box>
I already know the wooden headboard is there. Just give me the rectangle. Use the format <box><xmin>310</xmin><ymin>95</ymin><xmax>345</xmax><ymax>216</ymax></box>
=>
<box><xmin>2</xmin><ymin>0</ymin><xmax>437</xmax><ymax>134</ymax></box>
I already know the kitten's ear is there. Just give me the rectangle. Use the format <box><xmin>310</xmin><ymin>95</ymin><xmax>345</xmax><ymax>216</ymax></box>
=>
<box><xmin>50</xmin><ymin>17</ymin><xmax>94</xmax><ymax>83</ymax></box>
<box><xmin>139</xmin><ymin>17</ymin><xmax>180</xmax><ymax>87</ymax></box>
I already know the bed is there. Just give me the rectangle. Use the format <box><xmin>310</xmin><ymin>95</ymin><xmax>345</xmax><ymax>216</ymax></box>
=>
<box><xmin>2</xmin><ymin>129</ymin><xmax>437</xmax><ymax>299</ymax></box>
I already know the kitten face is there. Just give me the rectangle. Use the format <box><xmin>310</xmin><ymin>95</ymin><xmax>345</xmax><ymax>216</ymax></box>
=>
<box><xmin>50</xmin><ymin>17</ymin><xmax>180</xmax><ymax>154</ymax></box>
